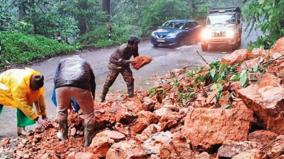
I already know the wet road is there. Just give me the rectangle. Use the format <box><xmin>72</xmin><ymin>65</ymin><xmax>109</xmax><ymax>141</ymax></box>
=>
<box><xmin>0</xmin><ymin>25</ymin><xmax>260</xmax><ymax>136</ymax></box>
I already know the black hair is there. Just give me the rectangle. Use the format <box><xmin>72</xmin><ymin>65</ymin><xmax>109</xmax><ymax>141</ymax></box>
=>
<box><xmin>30</xmin><ymin>75</ymin><xmax>44</xmax><ymax>90</ymax></box>
<box><xmin>128</xmin><ymin>36</ymin><xmax>140</xmax><ymax>45</ymax></box>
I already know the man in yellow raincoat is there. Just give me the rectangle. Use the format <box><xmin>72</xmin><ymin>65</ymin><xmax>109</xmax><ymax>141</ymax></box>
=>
<box><xmin>0</xmin><ymin>68</ymin><xmax>47</xmax><ymax>136</ymax></box>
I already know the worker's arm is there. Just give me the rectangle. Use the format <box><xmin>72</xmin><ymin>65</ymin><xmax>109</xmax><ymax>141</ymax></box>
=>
<box><xmin>13</xmin><ymin>86</ymin><xmax>38</xmax><ymax>120</ymax></box>
<box><xmin>109</xmin><ymin>51</ymin><xmax>124</xmax><ymax>66</ymax></box>
<box><xmin>15</xmin><ymin>96</ymin><xmax>38</xmax><ymax>120</ymax></box>
<box><xmin>35</xmin><ymin>91</ymin><xmax>47</xmax><ymax>119</ymax></box>
<box><xmin>133</xmin><ymin>47</ymin><xmax>139</xmax><ymax>58</ymax></box>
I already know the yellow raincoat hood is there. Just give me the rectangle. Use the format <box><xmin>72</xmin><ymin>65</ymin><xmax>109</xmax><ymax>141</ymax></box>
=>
<box><xmin>0</xmin><ymin>68</ymin><xmax>46</xmax><ymax>120</ymax></box>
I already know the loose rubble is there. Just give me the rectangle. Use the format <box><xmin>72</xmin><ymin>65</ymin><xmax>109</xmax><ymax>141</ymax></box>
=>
<box><xmin>2</xmin><ymin>38</ymin><xmax>284</xmax><ymax>159</ymax></box>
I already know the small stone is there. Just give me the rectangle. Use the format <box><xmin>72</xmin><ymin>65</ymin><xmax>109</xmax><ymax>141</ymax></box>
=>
<box><xmin>0</xmin><ymin>138</ymin><xmax>10</xmax><ymax>146</ymax></box>
<box><xmin>33</xmin><ymin>135</ymin><xmax>42</xmax><ymax>143</ymax></box>
<box><xmin>23</xmin><ymin>154</ymin><xmax>30</xmax><ymax>159</ymax></box>
<box><xmin>70</xmin><ymin>128</ymin><xmax>76</xmax><ymax>136</ymax></box>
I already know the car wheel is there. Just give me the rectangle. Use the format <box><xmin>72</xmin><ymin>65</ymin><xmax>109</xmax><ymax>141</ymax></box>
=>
<box><xmin>201</xmin><ymin>43</ymin><xmax>208</xmax><ymax>51</ymax></box>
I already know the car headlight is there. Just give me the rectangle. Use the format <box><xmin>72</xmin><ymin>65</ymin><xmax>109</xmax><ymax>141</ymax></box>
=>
<box><xmin>167</xmin><ymin>32</ymin><xmax>178</xmax><ymax>38</ymax></box>
<box><xmin>226</xmin><ymin>29</ymin><xmax>236</xmax><ymax>38</ymax></box>
<box><xmin>201</xmin><ymin>28</ymin><xmax>211</xmax><ymax>40</ymax></box>
<box><xmin>151</xmin><ymin>32</ymin><xmax>156</xmax><ymax>37</ymax></box>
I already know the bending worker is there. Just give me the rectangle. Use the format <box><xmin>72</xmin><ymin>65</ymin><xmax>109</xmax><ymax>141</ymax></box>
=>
<box><xmin>0</xmin><ymin>68</ymin><xmax>47</xmax><ymax>136</ymax></box>
<box><xmin>54</xmin><ymin>56</ymin><xmax>96</xmax><ymax>146</ymax></box>
<box><xmin>101</xmin><ymin>36</ymin><xmax>140</xmax><ymax>102</ymax></box>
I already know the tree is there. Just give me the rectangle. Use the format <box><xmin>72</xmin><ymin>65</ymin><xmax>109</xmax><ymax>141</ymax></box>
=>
<box><xmin>243</xmin><ymin>0</ymin><xmax>284</xmax><ymax>48</ymax></box>
<box><xmin>58</xmin><ymin>0</ymin><xmax>107</xmax><ymax>35</ymax></box>
<box><xmin>102</xmin><ymin>0</ymin><xmax>111</xmax><ymax>15</ymax></box>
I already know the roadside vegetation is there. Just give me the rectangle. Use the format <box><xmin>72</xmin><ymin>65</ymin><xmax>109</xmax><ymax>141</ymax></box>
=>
<box><xmin>0</xmin><ymin>32</ymin><xmax>76</xmax><ymax>68</ymax></box>
<box><xmin>242</xmin><ymin>0</ymin><xmax>284</xmax><ymax>49</ymax></box>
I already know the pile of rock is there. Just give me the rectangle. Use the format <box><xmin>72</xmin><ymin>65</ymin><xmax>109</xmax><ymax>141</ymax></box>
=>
<box><xmin>2</xmin><ymin>38</ymin><xmax>284</xmax><ymax>159</ymax></box>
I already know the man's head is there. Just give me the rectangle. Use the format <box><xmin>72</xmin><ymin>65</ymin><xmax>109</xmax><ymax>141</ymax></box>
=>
<box><xmin>30</xmin><ymin>74</ymin><xmax>44</xmax><ymax>90</ymax></box>
<box><xmin>128</xmin><ymin>36</ymin><xmax>140</xmax><ymax>49</ymax></box>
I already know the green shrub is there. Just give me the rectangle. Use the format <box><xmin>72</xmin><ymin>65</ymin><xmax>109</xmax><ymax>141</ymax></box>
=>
<box><xmin>0</xmin><ymin>31</ymin><xmax>76</xmax><ymax>68</ymax></box>
<box><xmin>243</xmin><ymin>0</ymin><xmax>284</xmax><ymax>49</ymax></box>
<box><xmin>77</xmin><ymin>24</ymin><xmax>142</xmax><ymax>48</ymax></box>
<box><xmin>141</xmin><ymin>0</ymin><xmax>191</xmax><ymax>35</ymax></box>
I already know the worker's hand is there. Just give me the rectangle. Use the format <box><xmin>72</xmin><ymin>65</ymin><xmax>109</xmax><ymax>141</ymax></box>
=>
<box><xmin>41</xmin><ymin>115</ymin><xmax>47</xmax><ymax>120</ymax></box>
<box><xmin>37</xmin><ymin>118</ymin><xmax>50</xmax><ymax>127</ymax></box>
<box><xmin>125</xmin><ymin>60</ymin><xmax>134</xmax><ymax>63</ymax></box>
<box><xmin>35</xmin><ymin>118</ymin><xmax>51</xmax><ymax>132</ymax></box>
<box><xmin>37</xmin><ymin>117</ymin><xmax>47</xmax><ymax>125</ymax></box>
<box><xmin>123</xmin><ymin>60</ymin><xmax>134</xmax><ymax>64</ymax></box>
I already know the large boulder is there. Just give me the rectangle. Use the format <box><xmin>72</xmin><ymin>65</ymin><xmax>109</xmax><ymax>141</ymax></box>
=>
<box><xmin>231</xmin><ymin>149</ymin><xmax>262</xmax><ymax>159</ymax></box>
<box><xmin>247</xmin><ymin>48</ymin><xmax>267</xmax><ymax>59</ymax></box>
<box><xmin>159</xmin><ymin>132</ymin><xmax>193</xmax><ymax>159</ymax></box>
<box><xmin>136</xmin><ymin>124</ymin><xmax>161</xmax><ymax>142</ymax></box>
<box><xmin>238</xmin><ymin>73</ymin><xmax>284</xmax><ymax>134</ymax></box>
<box><xmin>113</xmin><ymin>102</ymin><xmax>137</xmax><ymax>125</ymax></box>
<box><xmin>130</xmin><ymin>111</ymin><xmax>159</xmax><ymax>134</ymax></box>
<box><xmin>261</xmin><ymin>135</ymin><xmax>284</xmax><ymax>159</ymax></box>
<box><xmin>221</xmin><ymin>49</ymin><xmax>248</xmax><ymax>65</ymax></box>
<box><xmin>66</xmin><ymin>152</ymin><xmax>96</xmax><ymax>159</ymax></box>
<box><xmin>217</xmin><ymin>141</ymin><xmax>262</xmax><ymax>158</ymax></box>
<box><xmin>90</xmin><ymin>130</ymin><xmax>126</xmax><ymax>158</ymax></box>
<box><xmin>248</xmin><ymin>130</ymin><xmax>278</xmax><ymax>144</ymax></box>
<box><xmin>183</xmin><ymin>107</ymin><xmax>254</xmax><ymax>151</ymax></box>
<box><xmin>158</xmin><ymin>111</ymin><xmax>185</xmax><ymax>131</ymax></box>
<box><xmin>142</xmin><ymin>131</ymin><xmax>173</xmax><ymax>156</ymax></box>
<box><xmin>270</xmin><ymin>37</ymin><xmax>284</xmax><ymax>56</ymax></box>
<box><xmin>106</xmin><ymin>140</ymin><xmax>147</xmax><ymax>159</ymax></box>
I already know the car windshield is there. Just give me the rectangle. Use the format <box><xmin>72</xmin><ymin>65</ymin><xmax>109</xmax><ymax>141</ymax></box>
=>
<box><xmin>207</xmin><ymin>14</ymin><xmax>236</xmax><ymax>25</ymax></box>
<box><xmin>161</xmin><ymin>21</ymin><xmax>185</xmax><ymax>29</ymax></box>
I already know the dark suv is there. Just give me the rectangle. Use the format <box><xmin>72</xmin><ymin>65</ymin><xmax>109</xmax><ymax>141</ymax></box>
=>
<box><xmin>201</xmin><ymin>7</ymin><xmax>242</xmax><ymax>51</ymax></box>
<box><xmin>151</xmin><ymin>19</ymin><xmax>201</xmax><ymax>47</ymax></box>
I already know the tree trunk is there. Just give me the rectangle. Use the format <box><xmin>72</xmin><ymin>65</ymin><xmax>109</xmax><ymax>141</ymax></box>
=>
<box><xmin>77</xmin><ymin>0</ymin><xmax>89</xmax><ymax>35</ymax></box>
<box><xmin>78</xmin><ymin>17</ymin><xmax>88</xmax><ymax>35</ymax></box>
<box><xmin>102</xmin><ymin>0</ymin><xmax>111</xmax><ymax>14</ymax></box>
<box><xmin>18</xmin><ymin>1</ymin><xmax>26</xmax><ymax>20</ymax></box>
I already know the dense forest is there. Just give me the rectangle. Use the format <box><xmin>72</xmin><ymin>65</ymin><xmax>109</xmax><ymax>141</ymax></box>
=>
<box><xmin>0</xmin><ymin>0</ymin><xmax>283</xmax><ymax>67</ymax></box>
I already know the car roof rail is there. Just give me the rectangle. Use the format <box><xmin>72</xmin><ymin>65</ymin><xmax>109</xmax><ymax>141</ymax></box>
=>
<box><xmin>209</xmin><ymin>7</ymin><xmax>241</xmax><ymax>14</ymax></box>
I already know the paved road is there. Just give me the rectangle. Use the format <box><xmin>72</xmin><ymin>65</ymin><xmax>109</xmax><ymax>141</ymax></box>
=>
<box><xmin>0</xmin><ymin>24</ymin><xmax>261</xmax><ymax>136</ymax></box>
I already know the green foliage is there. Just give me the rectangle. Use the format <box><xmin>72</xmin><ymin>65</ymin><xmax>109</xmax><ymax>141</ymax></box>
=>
<box><xmin>148</xmin><ymin>87</ymin><xmax>165</xmax><ymax>97</ymax></box>
<box><xmin>186</xmin><ymin>67</ymin><xmax>202</xmax><ymax>77</ymax></box>
<box><xmin>0</xmin><ymin>0</ymin><xmax>16</xmax><ymax>31</ymax></box>
<box><xmin>77</xmin><ymin>24</ymin><xmax>142</xmax><ymax>48</ymax></box>
<box><xmin>0</xmin><ymin>31</ymin><xmax>75</xmax><ymax>68</ymax></box>
<box><xmin>141</xmin><ymin>0</ymin><xmax>191</xmax><ymax>35</ymax></box>
<box><xmin>178</xmin><ymin>92</ymin><xmax>196</xmax><ymax>101</ymax></box>
<box><xmin>31</xmin><ymin>13</ymin><xmax>79</xmax><ymax>40</ymax></box>
<box><xmin>239</xmin><ymin>70</ymin><xmax>249</xmax><ymax>87</ymax></box>
<box><xmin>171</xmin><ymin>78</ymin><xmax>181</xmax><ymax>88</ymax></box>
<box><xmin>243</xmin><ymin>0</ymin><xmax>284</xmax><ymax>48</ymax></box>
<box><xmin>206</xmin><ymin>61</ymin><xmax>237</xmax><ymax>83</ymax></box>
<box><xmin>13</xmin><ymin>21</ymin><xmax>33</xmax><ymax>34</ymax></box>
<box><xmin>210</xmin><ymin>83</ymin><xmax>223</xmax><ymax>101</ymax></box>
<box><xmin>58</xmin><ymin>0</ymin><xmax>108</xmax><ymax>34</ymax></box>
